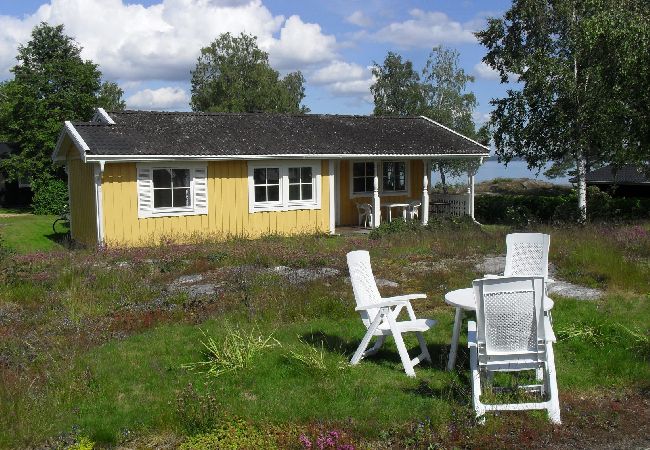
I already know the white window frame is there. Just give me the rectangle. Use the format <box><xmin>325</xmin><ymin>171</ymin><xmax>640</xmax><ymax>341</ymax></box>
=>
<box><xmin>137</xmin><ymin>162</ymin><xmax>208</xmax><ymax>218</ymax></box>
<box><xmin>248</xmin><ymin>160</ymin><xmax>321</xmax><ymax>213</ymax></box>
<box><xmin>349</xmin><ymin>160</ymin><xmax>411</xmax><ymax>198</ymax></box>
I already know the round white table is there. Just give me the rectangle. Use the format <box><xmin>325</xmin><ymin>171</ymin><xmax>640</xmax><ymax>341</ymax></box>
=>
<box><xmin>444</xmin><ymin>287</ymin><xmax>554</xmax><ymax>371</ymax></box>
<box><xmin>381</xmin><ymin>202</ymin><xmax>410</xmax><ymax>222</ymax></box>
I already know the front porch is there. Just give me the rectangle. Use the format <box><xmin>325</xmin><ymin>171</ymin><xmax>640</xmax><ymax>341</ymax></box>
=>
<box><xmin>331</xmin><ymin>158</ymin><xmax>482</xmax><ymax>229</ymax></box>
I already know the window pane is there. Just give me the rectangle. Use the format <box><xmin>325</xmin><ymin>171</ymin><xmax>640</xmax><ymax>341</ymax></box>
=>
<box><xmin>383</xmin><ymin>176</ymin><xmax>395</xmax><ymax>191</ymax></box>
<box><xmin>365</xmin><ymin>178</ymin><xmax>374</xmax><ymax>192</ymax></box>
<box><xmin>397</xmin><ymin>162</ymin><xmax>406</xmax><ymax>190</ymax></box>
<box><xmin>300</xmin><ymin>167</ymin><xmax>312</xmax><ymax>183</ymax></box>
<box><xmin>172</xmin><ymin>188</ymin><xmax>190</xmax><ymax>207</ymax></box>
<box><xmin>353</xmin><ymin>162</ymin><xmax>365</xmax><ymax>177</ymax></box>
<box><xmin>254</xmin><ymin>186</ymin><xmax>266</xmax><ymax>202</ymax></box>
<box><xmin>353</xmin><ymin>177</ymin><xmax>366</xmax><ymax>193</ymax></box>
<box><xmin>365</xmin><ymin>162</ymin><xmax>374</xmax><ymax>176</ymax></box>
<box><xmin>288</xmin><ymin>167</ymin><xmax>300</xmax><ymax>183</ymax></box>
<box><xmin>267</xmin><ymin>168</ymin><xmax>280</xmax><ymax>184</ymax></box>
<box><xmin>154</xmin><ymin>189</ymin><xmax>172</xmax><ymax>208</ymax></box>
<box><xmin>383</xmin><ymin>162</ymin><xmax>392</xmax><ymax>179</ymax></box>
<box><xmin>253</xmin><ymin>168</ymin><xmax>266</xmax><ymax>185</ymax></box>
<box><xmin>289</xmin><ymin>184</ymin><xmax>300</xmax><ymax>200</ymax></box>
<box><xmin>172</xmin><ymin>169</ymin><xmax>190</xmax><ymax>187</ymax></box>
<box><xmin>301</xmin><ymin>184</ymin><xmax>312</xmax><ymax>200</ymax></box>
<box><xmin>267</xmin><ymin>185</ymin><xmax>279</xmax><ymax>202</ymax></box>
<box><xmin>153</xmin><ymin>169</ymin><xmax>172</xmax><ymax>188</ymax></box>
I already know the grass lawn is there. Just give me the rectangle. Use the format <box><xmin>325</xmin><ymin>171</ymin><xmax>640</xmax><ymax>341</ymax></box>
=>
<box><xmin>0</xmin><ymin>212</ymin><xmax>68</xmax><ymax>254</ymax></box>
<box><xmin>0</xmin><ymin>221</ymin><xmax>648</xmax><ymax>448</ymax></box>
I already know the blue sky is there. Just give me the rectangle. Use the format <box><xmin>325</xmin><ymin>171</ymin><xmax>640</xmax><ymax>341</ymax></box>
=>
<box><xmin>0</xmin><ymin>0</ymin><xmax>512</xmax><ymax>121</ymax></box>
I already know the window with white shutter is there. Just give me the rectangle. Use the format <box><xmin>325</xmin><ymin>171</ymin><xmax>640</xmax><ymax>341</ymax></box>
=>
<box><xmin>136</xmin><ymin>163</ymin><xmax>208</xmax><ymax>218</ymax></box>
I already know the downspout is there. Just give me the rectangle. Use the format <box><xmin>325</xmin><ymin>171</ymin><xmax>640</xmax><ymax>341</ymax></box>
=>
<box><xmin>93</xmin><ymin>161</ymin><xmax>105</xmax><ymax>246</ymax></box>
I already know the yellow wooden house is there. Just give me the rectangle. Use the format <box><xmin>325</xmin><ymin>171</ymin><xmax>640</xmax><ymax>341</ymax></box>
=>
<box><xmin>52</xmin><ymin>108</ymin><xmax>489</xmax><ymax>247</ymax></box>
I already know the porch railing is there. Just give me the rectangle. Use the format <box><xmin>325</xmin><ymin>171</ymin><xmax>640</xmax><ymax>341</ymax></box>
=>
<box><xmin>429</xmin><ymin>193</ymin><xmax>470</xmax><ymax>217</ymax></box>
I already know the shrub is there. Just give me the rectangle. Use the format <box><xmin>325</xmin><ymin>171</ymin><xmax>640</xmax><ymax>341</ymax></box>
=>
<box><xmin>31</xmin><ymin>174</ymin><xmax>68</xmax><ymax>215</ymax></box>
<box><xmin>368</xmin><ymin>218</ymin><xmax>420</xmax><ymax>239</ymax></box>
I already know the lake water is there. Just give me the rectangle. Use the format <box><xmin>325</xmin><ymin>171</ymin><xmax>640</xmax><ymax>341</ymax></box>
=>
<box><xmin>432</xmin><ymin>158</ymin><xmax>572</xmax><ymax>186</ymax></box>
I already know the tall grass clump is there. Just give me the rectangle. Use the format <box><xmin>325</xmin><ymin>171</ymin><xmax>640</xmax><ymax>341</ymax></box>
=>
<box><xmin>182</xmin><ymin>326</ymin><xmax>279</xmax><ymax>377</ymax></box>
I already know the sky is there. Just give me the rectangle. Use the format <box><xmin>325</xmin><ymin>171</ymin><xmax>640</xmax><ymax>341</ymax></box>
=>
<box><xmin>0</xmin><ymin>0</ymin><xmax>513</xmax><ymax>121</ymax></box>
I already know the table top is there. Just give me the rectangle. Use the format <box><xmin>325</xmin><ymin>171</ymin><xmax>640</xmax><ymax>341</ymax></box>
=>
<box><xmin>444</xmin><ymin>287</ymin><xmax>554</xmax><ymax>311</ymax></box>
<box><xmin>381</xmin><ymin>202</ymin><xmax>410</xmax><ymax>208</ymax></box>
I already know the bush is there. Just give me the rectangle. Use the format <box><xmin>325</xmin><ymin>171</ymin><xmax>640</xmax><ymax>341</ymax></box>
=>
<box><xmin>31</xmin><ymin>174</ymin><xmax>68</xmax><ymax>215</ymax></box>
<box><xmin>475</xmin><ymin>188</ymin><xmax>650</xmax><ymax>225</ymax></box>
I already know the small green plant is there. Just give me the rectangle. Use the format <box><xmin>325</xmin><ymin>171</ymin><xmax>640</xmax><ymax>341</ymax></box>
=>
<box><xmin>175</xmin><ymin>383</ymin><xmax>220</xmax><ymax>435</ymax></box>
<box><xmin>179</xmin><ymin>417</ymin><xmax>277</xmax><ymax>450</ymax></box>
<box><xmin>182</xmin><ymin>326</ymin><xmax>280</xmax><ymax>377</ymax></box>
<box><xmin>66</xmin><ymin>436</ymin><xmax>95</xmax><ymax>450</ymax></box>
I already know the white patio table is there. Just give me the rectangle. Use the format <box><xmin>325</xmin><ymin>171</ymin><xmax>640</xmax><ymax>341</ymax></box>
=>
<box><xmin>381</xmin><ymin>202</ymin><xmax>410</xmax><ymax>222</ymax></box>
<box><xmin>444</xmin><ymin>287</ymin><xmax>555</xmax><ymax>371</ymax></box>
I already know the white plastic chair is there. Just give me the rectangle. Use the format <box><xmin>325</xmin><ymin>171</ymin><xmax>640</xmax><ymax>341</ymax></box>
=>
<box><xmin>347</xmin><ymin>250</ymin><xmax>435</xmax><ymax>377</ymax></box>
<box><xmin>468</xmin><ymin>276</ymin><xmax>561</xmax><ymax>424</ymax></box>
<box><xmin>406</xmin><ymin>200</ymin><xmax>421</xmax><ymax>220</ymax></box>
<box><xmin>487</xmin><ymin>233</ymin><xmax>552</xmax><ymax>282</ymax></box>
<box><xmin>356</xmin><ymin>203</ymin><xmax>374</xmax><ymax>228</ymax></box>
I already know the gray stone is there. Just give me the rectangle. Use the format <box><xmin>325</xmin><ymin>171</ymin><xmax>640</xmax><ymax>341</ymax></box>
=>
<box><xmin>174</xmin><ymin>274</ymin><xmax>204</xmax><ymax>285</ymax></box>
<box><xmin>375</xmin><ymin>278</ymin><xmax>399</xmax><ymax>288</ymax></box>
<box><xmin>271</xmin><ymin>266</ymin><xmax>340</xmax><ymax>284</ymax></box>
<box><xmin>547</xmin><ymin>281</ymin><xmax>603</xmax><ymax>301</ymax></box>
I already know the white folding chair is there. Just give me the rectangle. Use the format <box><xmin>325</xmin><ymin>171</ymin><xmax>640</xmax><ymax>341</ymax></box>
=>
<box><xmin>406</xmin><ymin>200</ymin><xmax>421</xmax><ymax>220</ymax></box>
<box><xmin>468</xmin><ymin>276</ymin><xmax>561</xmax><ymax>424</ymax></box>
<box><xmin>356</xmin><ymin>203</ymin><xmax>374</xmax><ymax>228</ymax></box>
<box><xmin>347</xmin><ymin>250</ymin><xmax>435</xmax><ymax>377</ymax></box>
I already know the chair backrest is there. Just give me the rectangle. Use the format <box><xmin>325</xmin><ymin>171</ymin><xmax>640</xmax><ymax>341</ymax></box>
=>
<box><xmin>504</xmin><ymin>233</ymin><xmax>550</xmax><ymax>280</ymax></box>
<box><xmin>473</xmin><ymin>277</ymin><xmax>546</xmax><ymax>361</ymax></box>
<box><xmin>346</xmin><ymin>250</ymin><xmax>381</xmax><ymax>328</ymax></box>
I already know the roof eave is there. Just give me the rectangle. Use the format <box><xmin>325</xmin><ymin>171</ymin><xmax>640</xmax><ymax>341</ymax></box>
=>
<box><xmin>51</xmin><ymin>121</ymin><xmax>91</xmax><ymax>163</ymax></box>
<box><xmin>84</xmin><ymin>152</ymin><xmax>490</xmax><ymax>163</ymax></box>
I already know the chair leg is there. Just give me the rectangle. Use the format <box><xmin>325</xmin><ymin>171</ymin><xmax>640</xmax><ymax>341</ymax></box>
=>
<box><xmin>365</xmin><ymin>336</ymin><xmax>386</xmax><ymax>357</ymax></box>
<box><xmin>387</xmin><ymin>314</ymin><xmax>416</xmax><ymax>377</ymax></box>
<box><xmin>545</xmin><ymin>343</ymin><xmax>561</xmax><ymax>424</ymax></box>
<box><xmin>415</xmin><ymin>331</ymin><xmax>431</xmax><ymax>363</ymax></box>
<box><xmin>350</xmin><ymin>311</ymin><xmax>383</xmax><ymax>365</ymax></box>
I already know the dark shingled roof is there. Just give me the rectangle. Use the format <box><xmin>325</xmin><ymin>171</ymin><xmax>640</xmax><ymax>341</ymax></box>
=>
<box><xmin>585</xmin><ymin>164</ymin><xmax>650</xmax><ymax>185</ymax></box>
<box><xmin>70</xmin><ymin>110</ymin><xmax>488</xmax><ymax>158</ymax></box>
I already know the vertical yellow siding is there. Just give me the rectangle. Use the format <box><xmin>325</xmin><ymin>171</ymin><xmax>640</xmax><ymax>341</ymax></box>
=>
<box><xmin>101</xmin><ymin>160</ymin><xmax>331</xmax><ymax>247</ymax></box>
<box><xmin>338</xmin><ymin>160</ymin><xmax>424</xmax><ymax>226</ymax></box>
<box><xmin>67</xmin><ymin>153</ymin><xmax>97</xmax><ymax>246</ymax></box>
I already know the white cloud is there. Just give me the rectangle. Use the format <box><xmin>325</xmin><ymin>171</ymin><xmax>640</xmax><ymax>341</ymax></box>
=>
<box><xmin>345</xmin><ymin>10</ymin><xmax>372</xmax><ymax>28</ymax></box>
<box><xmin>126</xmin><ymin>86</ymin><xmax>189</xmax><ymax>110</ymax></box>
<box><xmin>0</xmin><ymin>0</ymin><xmax>338</xmax><ymax>82</ymax></box>
<box><xmin>373</xmin><ymin>9</ymin><xmax>477</xmax><ymax>48</ymax></box>
<box><xmin>473</xmin><ymin>61</ymin><xmax>500</xmax><ymax>81</ymax></box>
<box><xmin>267</xmin><ymin>15</ymin><xmax>337</xmax><ymax>69</ymax></box>
<box><xmin>309</xmin><ymin>60</ymin><xmax>374</xmax><ymax>103</ymax></box>
<box><xmin>310</xmin><ymin>61</ymin><xmax>366</xmax><ymax>85</ymax></box>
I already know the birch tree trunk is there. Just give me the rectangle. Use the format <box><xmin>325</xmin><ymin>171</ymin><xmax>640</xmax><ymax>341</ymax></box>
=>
<box><xmin>576</xmin><ymin>150</ymin><xmax>587</xmax><ymax>224</ymax></box>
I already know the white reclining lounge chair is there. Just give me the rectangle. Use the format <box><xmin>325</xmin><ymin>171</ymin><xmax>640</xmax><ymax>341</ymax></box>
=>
<box><xmin>347</xmin><ymin>250</ymin><xmax>435</xmax><ymax>377</ymax></box>
<box><xmin>468</xmin><ymin>276</ymin><xmax>561</xmax><ymax>424</ymax></box>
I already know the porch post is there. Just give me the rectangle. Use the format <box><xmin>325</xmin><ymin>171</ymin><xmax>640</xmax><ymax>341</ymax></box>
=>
<box><xmin>329</xmin><ymin>160</ymin><xmax>335</xmax><ymax>234</ymax></box>
<box><xmin>421</xmin><ymin>159</ymin><xmax>429</xmax><ymax>225</ymax></box>
<box><xmin>467</xmin><ymin>171</ymin><xmax>475</xmax><ymax>218</ymax></box>
<box><xmin>372</xmin><ymin>160</ymin><xmax>381</xmax><ymax>227</ymax></box>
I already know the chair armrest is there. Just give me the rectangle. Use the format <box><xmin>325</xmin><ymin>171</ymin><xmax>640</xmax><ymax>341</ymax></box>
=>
<box><xmin>355</xmin><ymin>300</ymin><xmax>408</xmax><ymax>311</ymax></box>
<box><xmin>483</xmin><ymin>274</ymin><xmax>504</xmax><ymax>279</ymax></box>
<box><xmin>468</xmin><ymin>320</ymin><xmax>477</xmax><ymax>348</ymax></box>
<box><xmin>382</xmin><ymin>294</ymin><xmax>426</xmax><ymax>302</ymax></box>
